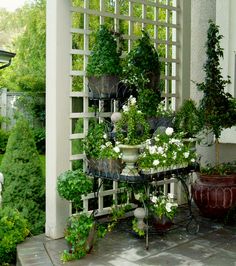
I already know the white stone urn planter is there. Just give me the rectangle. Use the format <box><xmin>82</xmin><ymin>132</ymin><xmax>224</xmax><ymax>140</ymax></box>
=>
<box><xmin>118</xmin><ymin>144</ymin><xmax>142</xmax><ymax>176</ymax></box>
<box><xmin>134</xmin><ymin>207</ymin><xmax>146</xmax><ymax>230</ymax></box>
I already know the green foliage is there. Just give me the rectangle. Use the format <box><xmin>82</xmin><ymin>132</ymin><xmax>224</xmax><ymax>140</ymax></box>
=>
<box><xmin>197</xmin><ymin>20</ymin><xmax>236</xmax><ymax>140</ymax></box>
<box><xmin>61</xmin><ymin>213</ymin><xmax>95</xmax><ymax>262</ymax></box>
<box><xmin>174</xmin><ymin>99</ymin><xmax>202</xmax><ymax>138</ymax></box>
<box><xmin>138</xmin><ymin>128</ymin><xmax>197</xmax><ymax>170</ymax></box>
<box><xmin>132</xmin><ymin>218</ymin><xmax>145</xmax><ymax>237</ymax></box>
<box><xmin>137</xmin><ymin>88</ymin><xmax>162</xmax><ymax>117</ymax></box>
<box><xmin>107</xmin><ymin>203</ymin><xmax>132</xmax><ymax>232</ymax></box>
<box><xmin>1</xmin><ymin>118</ymin><xmax>45</xmax><ymax>234</ymax></box>
<box><xmin>61</xmin><ymin>213</ymin><xmax>107</xmax><ymax>262</ymax></box>
<box><xmin>32</xmin><ymin>127</ymin><xmax>45</xmax><ymax>154</ymax></box>
<box><xmin>150</xmin><ymin>194</ymin><xmax>178</xmax><ymax>220</ymax></box>
<box><xmin>200</xmin><ymin>161</ymin><xmax>236</xmax><ymax>176</ymax></box>
<box><xmin>122</xmin><ymin>30</ymin><xmax>161</xmax><ymax>94</ymax></box>
<box><xmin>0</xmin><ymin>207</ymin><xmax>29</xmax><ymax>265</ymax></box>
<box><xmin>0</xmin><ymin>129</ymin><xmax>9</xmax><ymax>154</ymax></box>
<box><xmin>86</xmin><ymin>25</ymin><xmax>122</xmax><ymax>77</ymax></box>
<box><xmin>83</xmin><ymin>121</ymin><xmax>113</xmax><ymax>159</ymax></box>
<box><xmin>116</xmin><ymin>96</ymin><xmax>150</xmax><ymax>145</ymax></box>
<box><xmin>0</xmin><ymin>0</ymin><xmax>46</xmax><ymax>92</ymax></box>
<box><xmin>57</xmin><ymin>169</ymin><xmax>93</xmax><ymax>210</ymax></box>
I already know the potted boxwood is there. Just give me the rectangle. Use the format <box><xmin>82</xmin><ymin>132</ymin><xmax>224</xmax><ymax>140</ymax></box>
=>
<box><xmin>174</xmin><ymin>99</ymin><xmax>202</xmax><ymax>139</ymax></box>
<box><xmin>122</xmin><ymin>30</ymin><xmax>162</xmax><ymax>130</ymax></box>
<box><xmin>86</xmin><ymin>25</ymin><xmax>122</xmax><ymax>99</ymax></box>
<box><xmin>57</xmin><ymin>169</ymin><xmax>107</xmax><ymax>262</ymax></box>
<box><xmin>191</xmin><ymin>20</ymin><xmax>236</xmax><ymax>219</ymax></box>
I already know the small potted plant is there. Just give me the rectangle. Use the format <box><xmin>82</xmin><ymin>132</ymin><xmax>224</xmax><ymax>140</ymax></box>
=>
<box><xmin>122</xmin><ymin>30</ymin><xmax>161</xmax><ymax>95</ymax></box>
<box><xmin>138</xmin><ymin>127</ymin><xmax>197</xmax><ymax>175</ymax></box>
<box><xmin>83</xmin><ymin>121</ymin><xmax>122</xmax><ymax>177</ymax></box>
<box><xmin>115</xmin><ymin>95</ymin><xmax>150</xmax><ymax>176</ymax></box>
<box><xmin>122</xmin><ymin>30</ymin><xmax>162</xmax><ymax>128</ymax></box>
<box><xmin>191</xmin><ymin>20</ymin><xmax>236</xmax><ymax>219</ymax></box>
<box><xmin>174</xmin><ymin>99</ymin><xmax>202</xmax><ymax>139</ymax></box>
<box><xmin>149</xmin><ymin>193</ymin><xmax>178</xmax><ymax>231</ymax></box>
<box><xmin>57</xmin><ymin>169</ymin><xmax>104</xmax><ymax>262</ymax></box>
<box><xmin>86</xmin><ymin>25</ymin><xmax>122</xmax><ymax>99</ymax></box>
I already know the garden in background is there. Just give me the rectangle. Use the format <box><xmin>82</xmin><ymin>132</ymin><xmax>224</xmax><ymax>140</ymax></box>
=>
<box><xmin>0</xmin><ymin>0</ymin><xmax>46</xmax><ymax>265</ymax></box>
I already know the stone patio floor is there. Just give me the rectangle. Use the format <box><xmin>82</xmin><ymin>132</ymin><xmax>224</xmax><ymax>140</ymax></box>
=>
<box><xmin>17</xmin><ymin>206</ymin><xmax>236</xmax><ymax>266</ymax></box>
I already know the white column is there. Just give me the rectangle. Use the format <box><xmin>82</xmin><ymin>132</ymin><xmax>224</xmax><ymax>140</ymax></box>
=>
<box><xmin>190</xmin><ymin>0</ymin><xmax>216</xmax><ymax>102</ymax></box>
<box><xmin>46</xmin><ymin>0</ymin><xmax>71</xmax><ymax>239</ymax></box>
<box><xmin>176</xmin><ymin>0</ymin><xmax>191</xmax><ymax>108</ymax></box>
<box><xmin>190</xmin><ymin>0</ymin><xmax>216</xmax><ymax>166</ymax></box>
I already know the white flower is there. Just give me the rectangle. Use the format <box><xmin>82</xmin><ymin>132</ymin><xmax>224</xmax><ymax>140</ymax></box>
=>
<box><xmin>100</xmin><ymin>145</ymin><xmax>105</xmax><ymax>149</ymax></box>
<box><xmin>165</xmin><ymin>127</ymin><xmax>174</xmax><ymax>136</ymax></box>
<box><xmin>157</xmin><ymin>146</ymin><xmax>164</xmax><ymax>154</ymax></box>
<box><xmin>103</xmin><ymin>134</ymin><xmax>107</xmax><ymax>139</ymax></box>
<box><xmin>151</xmin><ymin>195</ymin><xmax>158</xmax><ymax>204</ymax></box>
<box><xmin>166</xmin><ymin>202</ymin><xmax>172</xmax><ymax>212</ymax></box>
<box><xmin>168</xmin><ymin>193</ymin><xmax>175</xmax><ymax>200</ymax></box>
<box><xmin>146</xmin><ymin>139</ymin><xmax>152</xmax><ymax>145</ymax></box>
<box><xmin>105</xmin><ymin>141</ymin><xmax>112</xmax><ymax>147</ymax></box>
<box><xmin>183</xmin><ymin>152</ymin><xmax>190</xmax><ymax>158</ymax></box>
<box><xmin>129</xmin><ymin>95</ymin><xmax>136</xmax><ymax>105</ymax></box>
<box><xmin>137</xmin><ymin>110</ymin><xmax>142</xmax><ymax>114</ymax></box>
<box><xmin>149</xmin><ymin>146</ymin><xmax>156</xmax><ymax>154</ymax></box>
<box><xmin>122</xmin><ymin>105</ymin><xmax>129</xmax><ymax>112</ymax></box>
<box><xmin>113</xmin><ymin>146</ymin><xmax>120</xmax><ymax>153</ymax></box>
<box><xmin>191</xmin><ymin>158</ymin><xmax>196</xmax><ymax>162</ymax></box>
<box><xmin>153</xmin><ymin>159</ymin><xmax>160</xmax><ymax>166</ymax></box>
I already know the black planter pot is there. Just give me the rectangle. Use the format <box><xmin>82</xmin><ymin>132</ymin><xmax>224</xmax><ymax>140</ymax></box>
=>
<box><xmin>88</xmin><ymin>75</ymin><xmax>119</xmax><ymax>99</ymax></box>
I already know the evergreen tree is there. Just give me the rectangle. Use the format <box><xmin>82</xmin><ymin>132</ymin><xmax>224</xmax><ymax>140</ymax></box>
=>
<box><xmin>1</xmin><ymin>118</ymin><xmax>45</xmax><ymax>234</ymax></box>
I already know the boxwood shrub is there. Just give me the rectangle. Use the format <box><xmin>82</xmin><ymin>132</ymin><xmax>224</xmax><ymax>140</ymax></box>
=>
<box><xmin>0</xmin><ymin>207</ymin><xmax>29</xmax><ymax>265</ymax></box>
<box><xmin>1</xmin><ymin>118</ymin><xmax>45</xmax><ymax>235</ymax></box>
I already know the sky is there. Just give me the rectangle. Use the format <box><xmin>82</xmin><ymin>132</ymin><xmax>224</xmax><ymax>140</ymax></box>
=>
<box><xmin>0</xmin><ymin>0</ymin><xmax>29</xmax><ymax>12</ymax></box>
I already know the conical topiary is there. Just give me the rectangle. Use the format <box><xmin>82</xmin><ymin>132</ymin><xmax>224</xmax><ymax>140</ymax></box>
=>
<box><xmin>0</xmin><ymin>118</ymin><xmax>45</xmax><ymax>234</ymax></box>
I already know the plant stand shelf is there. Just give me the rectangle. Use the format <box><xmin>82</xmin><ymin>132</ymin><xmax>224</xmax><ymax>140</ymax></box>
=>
<box><xmin>87</xmin><ymin>165</ymin><xmax>199</xmax><ymax>250</ymax></box>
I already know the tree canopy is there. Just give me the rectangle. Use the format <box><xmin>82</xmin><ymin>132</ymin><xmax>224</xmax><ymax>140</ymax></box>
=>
<box><xmin>0</xmin><ymin>0</ymin><xmax>46</xmax><ymax>92</ymax></box>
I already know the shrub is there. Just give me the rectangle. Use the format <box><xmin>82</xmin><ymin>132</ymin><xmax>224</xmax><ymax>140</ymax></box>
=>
<box><xmin>1</xmin><ymin>118</ymin><xmax>45</xmax><ymax>234</ymax></box>
<box><xmin>0</xmin><ymin>207</ymin><xmax>29</xmax><ymax>265</ymax></box>
<box><xmin>0</xmin><ymin>129</ymin><xmax>9</xmax><ymax>154</ymax></box>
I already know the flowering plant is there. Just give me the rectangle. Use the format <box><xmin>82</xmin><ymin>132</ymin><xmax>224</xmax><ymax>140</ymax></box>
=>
<box><xmin>138</xmin><ymin>127</ymin><xmax>197</xmax><ymax>171</ymax></box>
<box><xmin>150</xmin><ymin>193</ymin><xmax>178</xmax><ymax>220</ymax></box>
<box><xmin>116</xmin><ymin>95</ymin><xmax>150</xmax><ymax>145</ymax></box>
<box><xmin>84</xmin><ymin>122</ymin><xmax>121</xmax><ymax>159</ymax></box>
<box><xmin>99</xmin><ymin>137</ymin><xmax>122</xmax><ymax>159</ymax></box>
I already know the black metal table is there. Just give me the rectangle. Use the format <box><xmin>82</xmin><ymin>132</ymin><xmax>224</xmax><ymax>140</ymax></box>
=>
<box><xmin>88</xmin><ymin>165</ymin><xmax>199</xmax><ymax>249</ymax></box>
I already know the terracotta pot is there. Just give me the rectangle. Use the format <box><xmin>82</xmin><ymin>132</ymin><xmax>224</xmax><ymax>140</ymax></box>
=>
<box><xmin>88</xmin><ymin>75</ymin><xmax>119</xmax><ymax>99</ymax></box>
<box><xmin>152</xmin><ymin>215</ymin><xmax>172</xmax><ymax>231</ymax></box>
<box><xmin>191</xmin><ymin>173</ymin><xmax>236</xmax><ymax>218</ymax></box>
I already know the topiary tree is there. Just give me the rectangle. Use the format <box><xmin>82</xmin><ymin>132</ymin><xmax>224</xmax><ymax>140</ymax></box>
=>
<box><xmin>197</xmin><ymin>20</ymin><xmax>236</xmax><ymax>165</ymax></box>
<box><xmin>0</xmin><ymin>118</ymin><xmax>45</xmax><ymax>234</ymax></box>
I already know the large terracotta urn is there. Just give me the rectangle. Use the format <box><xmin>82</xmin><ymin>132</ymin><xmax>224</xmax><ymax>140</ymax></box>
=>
<box><xmin>191</xmin><ymin>173</ymin><xmax>236</xmax><ymax>218</ymax></box>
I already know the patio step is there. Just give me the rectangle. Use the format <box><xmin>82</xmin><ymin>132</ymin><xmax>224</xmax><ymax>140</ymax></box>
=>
<box><xmin>17</xmin><ymin>234</ymin><xmax>53</xmax><ymax>266</ymax></box>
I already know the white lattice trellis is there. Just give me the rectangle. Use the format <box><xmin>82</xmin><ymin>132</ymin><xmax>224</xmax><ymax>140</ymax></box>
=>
<box><xmin>69</xmin><ymin>0</ymin><xmax>181</xmax><ymax>215</ymax></box>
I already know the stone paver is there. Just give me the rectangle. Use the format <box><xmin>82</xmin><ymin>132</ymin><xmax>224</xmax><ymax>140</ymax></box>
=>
<box><xmin>17</xmin><ymin>208</ymin><xmax>236</xmax><ymax>266</ymax></box>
